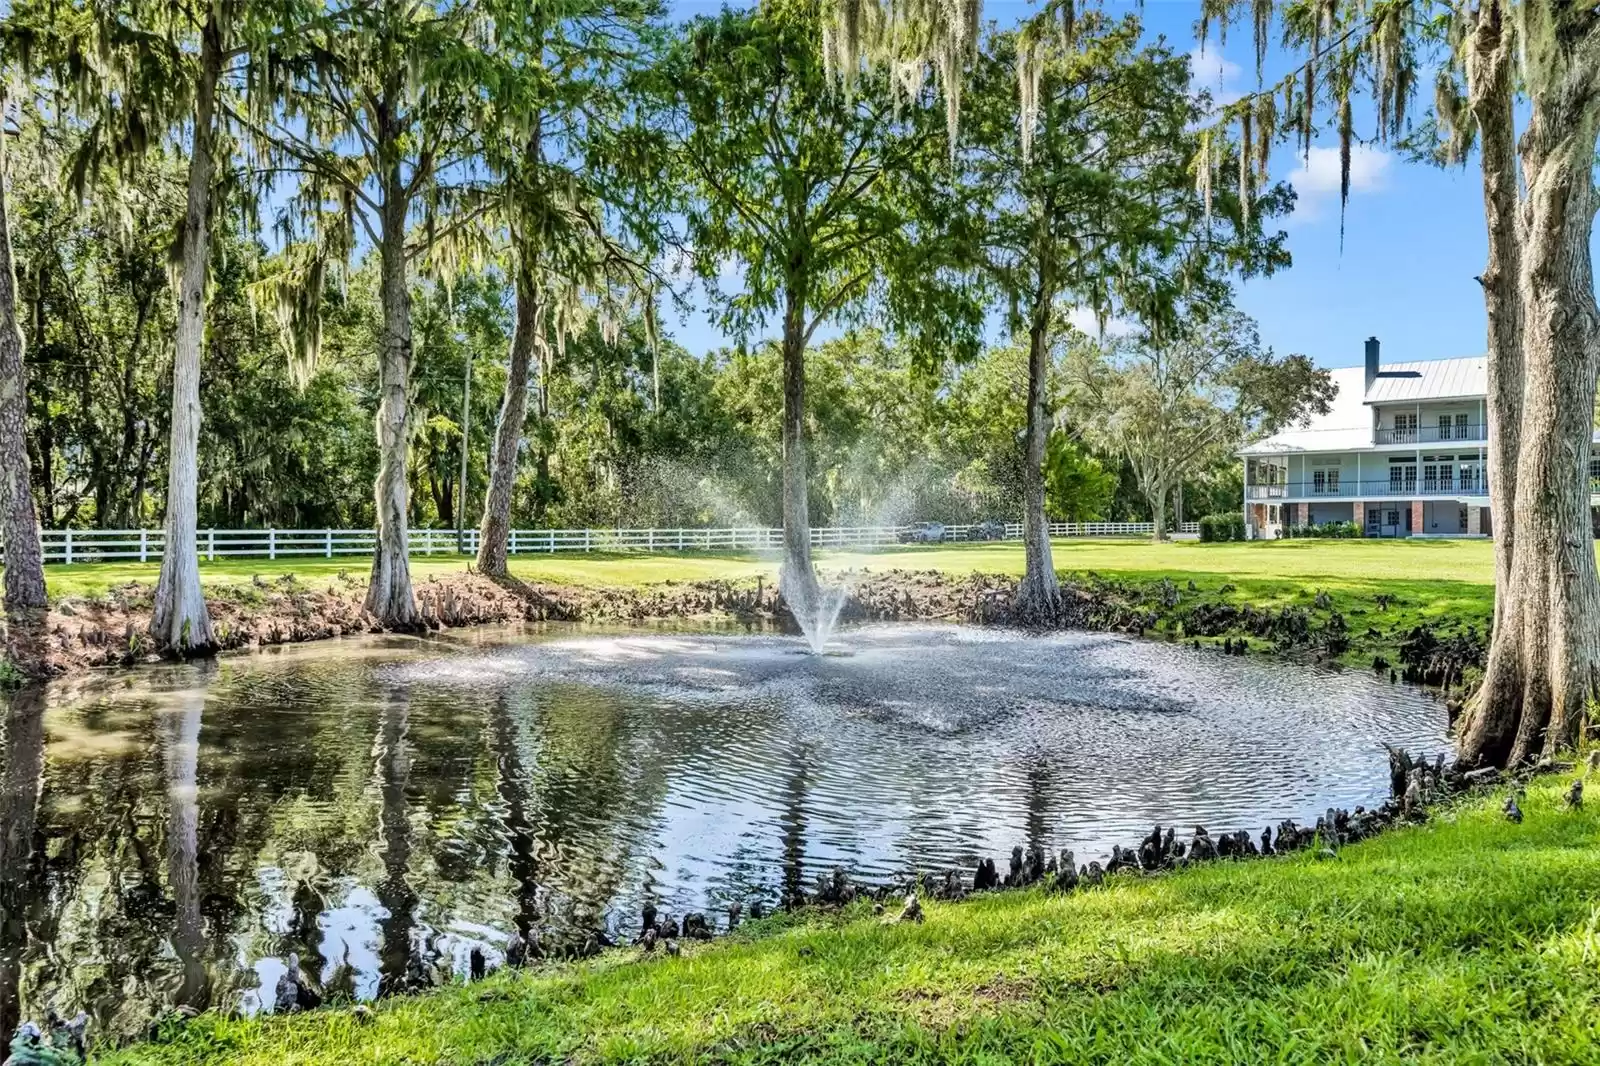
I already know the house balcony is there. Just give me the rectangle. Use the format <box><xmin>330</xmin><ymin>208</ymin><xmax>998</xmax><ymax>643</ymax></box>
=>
<box><xmin>1374</xmin><ymin>423</ymin><xmax>1488</xmax><ymax>445</ymax></box>
<box><xmin>1247</xmin><ymin>473</ymin><xmax>1488</xmax><ymax>501</ymax></box>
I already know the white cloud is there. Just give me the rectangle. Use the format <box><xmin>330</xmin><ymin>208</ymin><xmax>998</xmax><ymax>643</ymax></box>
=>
<box><xmin>1287</xmin><ymin>144</ymin><xmax>1393</xmax><ymax>222</ymax></box>
<box><xmin>1188</xmin><ymin>47</ymin><xmax>1244</xmax><ymax>106</ymax></box>
<box><xmin>1067</xmin><ymin>306</ymin><xmax>1138</xmax><ymax>339</ymax></box>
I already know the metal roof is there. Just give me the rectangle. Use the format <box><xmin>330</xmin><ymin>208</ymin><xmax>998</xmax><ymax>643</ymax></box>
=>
<box><xmin>1239</xmin><ymin>366</ymin><xmax>1371</xmax><ymax>456</ymax></box>
<box><xmin>1363</xmin><ymin>356</ymin><xmax>1487</xmax><ymax>404</ymax></box>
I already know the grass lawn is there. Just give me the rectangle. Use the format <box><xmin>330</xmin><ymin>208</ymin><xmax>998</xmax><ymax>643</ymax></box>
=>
<box><xmin>101</xmin><ymin>777</ymin><xmax>1600</xmax><ymax>1065</ymax></box>
<box><xmin>35</xmin><ymin>536</ymin><xmax>1497</xmax><ymax>597</ymax></box>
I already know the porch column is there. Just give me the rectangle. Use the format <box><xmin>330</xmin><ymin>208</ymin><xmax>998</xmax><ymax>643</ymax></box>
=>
<box><xmin>1467</xmin><ymin>506</ymin><xmax>1482</xmax><ymax>535</ymax></box>
<box><xmin>1410</xmin><ymin>499</ymin><xmax>1425</xmax><ymax>536</ymax></box>
<box><xmin>1242</xmin><ymin>456</ymin><xmax>1250</xmax><ymax>538</ymax></box>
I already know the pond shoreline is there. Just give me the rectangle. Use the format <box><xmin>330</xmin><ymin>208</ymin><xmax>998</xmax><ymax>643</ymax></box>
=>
<box><xmin>86</xmin><ymin>763</ymin><xmax>1600</xmax><ymax>1066</ymax></box>
<box><xmin>6</xmin><ymin>565</ymin><xmax>1482</xmax><ymax>691</ymax></box>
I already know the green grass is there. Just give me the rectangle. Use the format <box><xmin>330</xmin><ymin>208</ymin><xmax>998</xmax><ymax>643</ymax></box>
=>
<box><xmin>35</xmin><ymin>536</ymin><xmax>1497</xmax><ymax>596</ymax></box>
<box><xmin>101</xmin><ymin>778</ymin><xmax>1600</xmax><ymax>1065</ymax></box>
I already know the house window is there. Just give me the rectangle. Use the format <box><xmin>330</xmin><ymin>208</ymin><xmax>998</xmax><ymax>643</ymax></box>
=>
<box><xmin>1438</xmin><ymin>414</ymin><xmax>1452</xmax><ymax>441</ymax></box>
<box><xmin>1389</xmin><ymin>458</ymin><xmax>1416</xmax><ymax>493</ymax></box>
<box><xmin>1311</xmin><ymin>468</ymin><xmax>1340</xmax><ymax>494</ymax></box>
<box><xmin>1394</xmin><ymin>413</ymin><xmax>1417</xmax><ymax>443</ymax></box>
<box><xmin>1455</xmin><ymin>413</ymin><xmax>1469</xmax><ymax>439</ymax></box>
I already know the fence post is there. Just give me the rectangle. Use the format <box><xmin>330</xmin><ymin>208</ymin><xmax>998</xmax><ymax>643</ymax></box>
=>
<box><xmin>325</xmin><ymin>529</ymin><xmax>333</xmax><ymax>558</ymax></box>
<box><xmin>139</xmin><ymin>530</ymin><xmax>148</xmax><ymax>563</ymax></box>
<box><xmin>207</xmin><ymin>528</ymin><xmax>215</xmax><ymax>561</ymax></box>
<box><xmin>269</xmin><ymin>529</ymin><xmax>277</xmax><ymax>561</ymax></box>
<box><xmin>585</xmin><ymin>529</ymin><xmax>592</xmax><ymax>552</ymax></box>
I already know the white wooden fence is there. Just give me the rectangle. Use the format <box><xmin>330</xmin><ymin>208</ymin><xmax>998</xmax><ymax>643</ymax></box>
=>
<box><xmin>26</xmin><ymin>521</ymin><xmax>1198</xmax><ymax>565</ymax></box>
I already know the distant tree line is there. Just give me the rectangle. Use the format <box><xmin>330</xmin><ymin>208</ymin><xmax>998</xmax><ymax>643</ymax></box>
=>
<box><xmin>0</xmin><ymin>0</ymin><xmax>1330</xmax><ymax>656</ymax></box>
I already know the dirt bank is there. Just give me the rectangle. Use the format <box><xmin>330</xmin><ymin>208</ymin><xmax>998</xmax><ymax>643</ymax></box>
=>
<box><xmin>1</xmin><ymin>566</ymin><xmax>1482</xmax><ymax>687</ymax></box>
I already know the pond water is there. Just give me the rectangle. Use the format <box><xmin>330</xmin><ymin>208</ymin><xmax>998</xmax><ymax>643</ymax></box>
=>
<box><xmin>0</xmin><ymin>622</ymin><xmax>1449</xmax><ymax>1039</ymax></box>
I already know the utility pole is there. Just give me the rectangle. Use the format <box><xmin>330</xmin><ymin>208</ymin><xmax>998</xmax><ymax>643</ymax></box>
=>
<box><xmin>457</xmin><ymin>351</ymin><xmax>472</xmax><ymax>555</ymax></box>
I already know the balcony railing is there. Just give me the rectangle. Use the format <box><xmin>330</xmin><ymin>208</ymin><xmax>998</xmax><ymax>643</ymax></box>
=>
<box><xmin>1247</xmin><ymin>473</ymin><xmax>1488</xmax><ymax>500</ymax></box>
<box><xmin>1374</xmin><ymin>423</ymin><xmax>1488</xmax><ymax>445</ymax></box>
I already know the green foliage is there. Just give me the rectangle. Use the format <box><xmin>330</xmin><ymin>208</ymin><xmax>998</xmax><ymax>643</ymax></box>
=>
<box><xmin>1043</xmin><ymin>435</ymin><xmax>1115</xmax><ymax>521</ymax></box>
<box><xmin>959</xmin><ymin>12</ymin><xmax>1290</xmax><ymax>352</ymax></box>
<box><xmin>657</xmin><ymin>0</ymin><xmax>981</xmax><ymax>365</ymax></box>
<box><xmin>1071</xmin><ymin>308</ymin><xmax>1335</xmax><ymax>532</ymax></box>
<box><xmin>1198</xmin><ymin>513</ymin><xmax>1247</xmax><ymax>542</ymax></box>
<box><xmin>1284</xmin><ymin>521</ymin><xmax>1364</xmax><ymax>539</ymax></box>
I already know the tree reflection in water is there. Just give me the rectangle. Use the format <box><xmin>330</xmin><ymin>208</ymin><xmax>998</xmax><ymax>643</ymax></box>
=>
<box><xmin>0</xmin><ymin>686</ymin><xmax>47</xmax><ymax>1039</ymax></box>
<box><xmin>374</xmin><ymin>687</ymin><xmax>421</xmax><ymax>996</ymax></box>
<box><xmin>162</xmin><ymin>682</ymin><xmax>210</xmax><ymax>1011</ymax></box>
<box><xmin>0</xmin><ymin>625</ymin><xmax>1447</xmax><ymax>1038</ymax></box>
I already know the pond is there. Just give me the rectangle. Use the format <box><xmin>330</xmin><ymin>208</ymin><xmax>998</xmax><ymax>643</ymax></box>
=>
<box><xmin>0</xmin><ymin>622</ymin><xmax>1449</xmax><ymax>1040</ymax></box>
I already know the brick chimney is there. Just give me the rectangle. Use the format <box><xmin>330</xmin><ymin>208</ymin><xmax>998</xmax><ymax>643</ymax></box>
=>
<box><xmin>1364</xmin><ymin>336</ymin><xmax>1381</xmax><ymax>391</ymax></box>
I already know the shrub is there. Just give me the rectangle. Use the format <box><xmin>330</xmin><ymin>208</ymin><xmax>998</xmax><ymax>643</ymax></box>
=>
<box><xmin>1284</xmin><ymin>521</ymin><xmax>1362</xmax><ymax>539</ymax></box>
<box><xmin>1199</xmin><ymin>513</ymin><xmax>1246</xmax><ymax>543</ymax></box>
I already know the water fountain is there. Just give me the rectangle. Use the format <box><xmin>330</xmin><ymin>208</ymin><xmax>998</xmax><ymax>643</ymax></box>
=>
<box><xmin>780</xmin><ymin>562</ymin><xmax>852</xmax><ymax>654</ymax></box>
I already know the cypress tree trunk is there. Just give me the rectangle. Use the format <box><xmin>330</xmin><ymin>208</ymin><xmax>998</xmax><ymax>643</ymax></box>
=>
<box><xmin>477</xmin><ymin>266</ymin><xmax>538</xmax><ymax>577</ymax></box>
<box><xmin>0</xmin><ymin>96</ymin><xmax>46</xmax><ymax>624</ymax></box>
<box><xmin>779</xmin><ymin>279</ymin><xmax>818</xmax><ymax>609</ymax></box>
<box><xmin>1149</xmin><ymin>476</ymin><xmax>1168</xmax><ymax>545</ymax></box>
<box><xmin>1458</xmin><ymin>1</ymin><xmax>1526</xmax><ymax>759</ymax></box>
<box><xmin>364</xmin><ymin>142</ymin><xmax>420</xmax><ymax>627</ymax></box>
<box><xmin>152</xmin><ymin>17</ymin><xmax>223</xmax><ymax>653</ymax></box>
<box><xmin>1016</xmin><ymin>277</ymin><xmax>1060</xmax><ymax>618</ymax></box>
<box><xmin>1461</xmin><ymin>23</ymin><xmax>1600</xmax><ymax>765</ymax></box>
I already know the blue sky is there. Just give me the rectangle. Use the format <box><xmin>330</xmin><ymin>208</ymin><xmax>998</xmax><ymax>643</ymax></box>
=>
<box><xmin>659</xmin><ymin>0</ymin><xmax>1574</xmax><ymax>374</ymax></box>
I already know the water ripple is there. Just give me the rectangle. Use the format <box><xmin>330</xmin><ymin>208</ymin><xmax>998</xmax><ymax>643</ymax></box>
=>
<box><xmin>1</xmin><ymin>622</ymin><xmax>1448</xmax><ymax>1038</ymax></box>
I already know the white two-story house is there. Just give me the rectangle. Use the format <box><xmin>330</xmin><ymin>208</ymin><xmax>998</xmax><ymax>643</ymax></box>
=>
<box><xmin>1239</xmin><ymin>338</ymin><xmax>1596</xmax><ymax>539</ymax></box>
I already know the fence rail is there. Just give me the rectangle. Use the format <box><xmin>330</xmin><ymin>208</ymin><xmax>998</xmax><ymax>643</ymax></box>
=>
<box><xmin>24</xmin><ymin>521</ymin><xmax>1199</xmax><ymax>565</ymax></box>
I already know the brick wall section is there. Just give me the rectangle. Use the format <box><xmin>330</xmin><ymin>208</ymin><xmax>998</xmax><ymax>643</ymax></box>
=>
<box><xmin>1296</xmin><ymin>502</ymin><xmax>1309</xmax><ymax>526</ymax></box>
<box><xmin>1411</xmin><ymin>499</ymin><xmax>1425</xmax><ymax>536</ymax></box>
<box><xmin>1353</xmin><ymin>500</ymin><xmax>1365</xmax><ymax>529</ymax></box>
<box><xmin>1467</xmin><ymin>506</ymin><xmax>1482</xmax><ymax>535</ymax></box>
